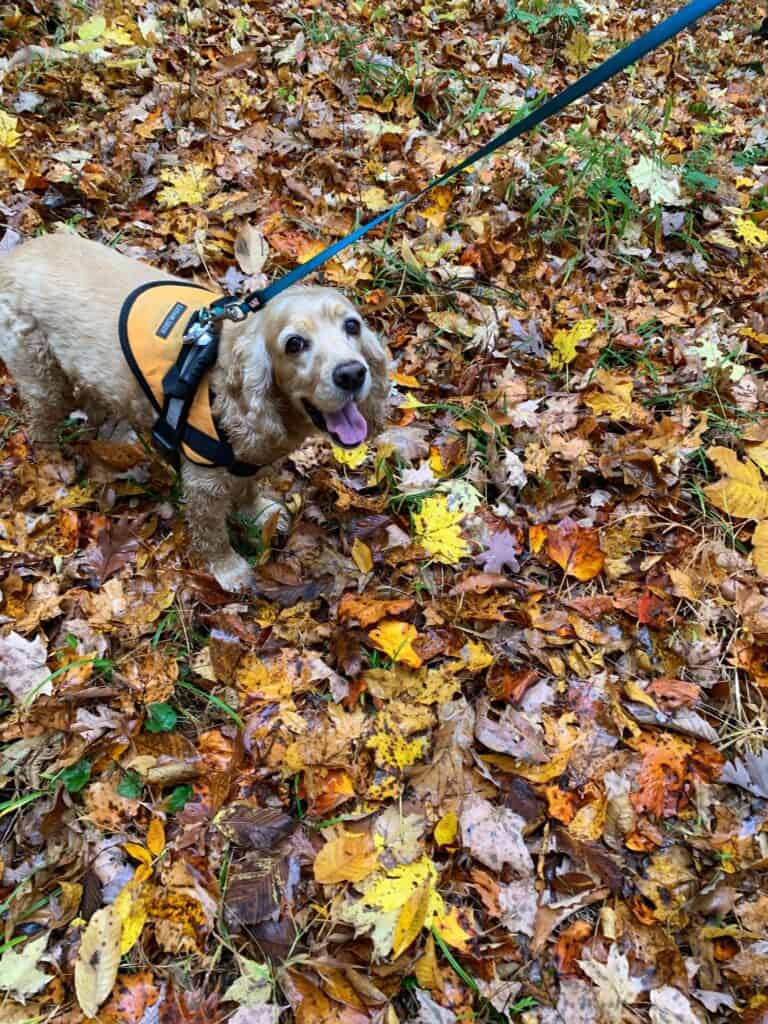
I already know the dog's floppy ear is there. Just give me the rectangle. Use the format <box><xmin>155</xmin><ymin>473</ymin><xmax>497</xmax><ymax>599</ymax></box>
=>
<box><xmin>359</xmin><ymin>324</ymin><xmax>390</xmax><ymax>433</ymax></box>
<box><xmin>230</xmin><ymin>324</ymin><xmax>273</xmax><ymax>410</ymax></box>
<box><xmin>360</xmin><ymin>323</ymin><xmax>389</xmax><ymax>378</ymax></box>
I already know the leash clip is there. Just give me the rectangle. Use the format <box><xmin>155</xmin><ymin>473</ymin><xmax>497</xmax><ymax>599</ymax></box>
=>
<box><xmin>199</xmin><ymin>299</ymin><xmax>248</xmax><ymax>326</ymax></box>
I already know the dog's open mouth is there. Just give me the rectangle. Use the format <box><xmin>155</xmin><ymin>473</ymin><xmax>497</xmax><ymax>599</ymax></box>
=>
<box><xmin>303</xmin><ymin>399</ymin><xmax>368</xmax><ymax>448</ymax></box>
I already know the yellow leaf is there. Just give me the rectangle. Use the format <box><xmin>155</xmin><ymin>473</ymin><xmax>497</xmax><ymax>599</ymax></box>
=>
<box><xmin>529</xmin><ymin>524</ymin><xmax>547</xmax><ymax>554</ymax></box>
<box><xmin>123</xmin><ymin>843</ymin><xmax>152</xmax><ymax>866</ymax></box>
<box><xmin>367</xmin><ymin>728</ymin><xmax>428</xmax><ymax>769</ymax></box>
<box><xmin>740</xmin><ymin>327</ymin><xmax>768</xmax><ymax>345</ymax></box>
<box><xmin>314</xmin><ymin>830</ymin><xmax>379</xmax><ymax>884</ymax></box>
<box><xmin>146</xmin><ymin>817</ymin><xmax>165</xmax><ymax>857</ymax></box>
<box><xmin>77</xmin><ymin>14</ymin><xmax>106</xmax><ymax>40</ymax></box>
<box><xmin>113</xmin><ymin>877</ymin><xmax>149</xmax><ymax>955</ymax></box>
<box><xmin>360</xmin><ymin>187</ymin><xmax>390</xmax><ymax>212</ymax></box>
<box><xmin>102</xmin><ymin>26</ymin><xmax>135</xmax><ymax>46</ymax></box>
<box><xmin>548</xmin><ymin>318</ymin><xmax>596</xmax><ymax>370</ymax></box>
<box><xmin>433</xmin><ymin>905</ymin><xmax>473</xmax><ymax>952</ymax></box>
<box><xmin>460</xmin><ymin>639</ymin><xmax>493</xmax><ymax>672</ymax></box>
<box><xmin>369</xmin><ymin>620</ymin><xmax>423</xmax><ymax>668</ymax></box>
<box><xmin>754</xmin><ymin>521</ymin><xmax>768</xmax><ymax>578</ymax></box>
<box><xmin>564</xmin><ymin>30</ymin><xmax>593</xmax><ymax>65</ymax></box>
<box><xmin>157</xmin><ymin>163</ymin><xmax>216</xmax><ymax>208</ymax></box>
<box><xmin>414</xmin><ymin>932</ymin><xmax>443</xmax><ymax>991</ymax></box>
<box><xmin>434</xmin><ymin>811</ymin><xmax>458</xmax><ymax>846</ymax></box>
<box><xmin>393</xmin><ymin>878</ymin><xmax>433</xmax><ymax>958</ymax></box>
<box><xmin>747</xmin><ymin>442</ymin><xmax>768</xmax><ymax>476</ymax></box>
<box><xmin>703</xmin><ymin>446</ymin><xmax>768</xmax><ymax>520</ymax></box>
<box><xmin>734</xmin><ymin>217</ymin><xmax>768</xmax><ymax>249</ymax></box>
<box><xmin>332</xmin><ymin>442</ymin><xmax>368</xmax><ymax>468</ymax></box>
<box><xmin>351</xmin><ymin>537</ymin><xmax>373</xmax><ymax>574</ymax></box>
<box><xmin>361</xmin><ymin>856</ymin><xmax>443</xmax><ymax>915</ymax></box>
<box><xmin>584</xmin><ymin>370</ymin><xmax>642</xmax><ymax>422</ymax></box>
<box><xmin>0</xmin><ymin>110</ymin><xmax>21</xmax><ymax>149</ymax></box>
<box><xmin>412</xmin><ymin>494</ymin><xmax>468</xmax><ymax>565</ymax></box>
<box><xmin>391</xmin><ymin>372</ymin><xmax>423</xmax><ymax>388</ymax></box>
<box><xmin>422</xmin><ymin>186</ymin><xmax>453</xmax><ymax>228</ymax></box>
<box><xmin>74</xmin><ymin>906</ymin><xmax>122</xmax><ymax>1018</ymax></box>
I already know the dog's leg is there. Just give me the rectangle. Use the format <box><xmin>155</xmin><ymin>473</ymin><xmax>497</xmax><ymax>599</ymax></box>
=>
<box><xmin>181</xmin><ymin>462</ymin><xmax>256</xmax><ymax>592</ymax></box>
<box><xmin>0</xmin><ymin>308</ymin><xmax>74</xmax><ymax>446</ymax></box>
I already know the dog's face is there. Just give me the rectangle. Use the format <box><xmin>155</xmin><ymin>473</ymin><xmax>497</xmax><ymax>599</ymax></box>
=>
<box><xmin>237</xmin><ymin>286</ymin><xmax>389</xmax><ymax>448</ymax></box>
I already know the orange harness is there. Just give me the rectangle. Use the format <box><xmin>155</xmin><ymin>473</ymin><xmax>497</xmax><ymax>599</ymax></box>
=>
<box><xmin>119</xmin><ymin>281</ymin><xmax>259</xmax><ymax>475</ymax></box>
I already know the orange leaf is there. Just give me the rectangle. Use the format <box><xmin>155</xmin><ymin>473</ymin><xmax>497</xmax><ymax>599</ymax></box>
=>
<box><xmin>368</xmin><ymin>620</ymin><xmax>423</xmax><ymax>668</ymax></box>
<box><xmin>146</xmin><ymin>817</ymin><xmax>165</xmax><ymax>857</ymax></box>
<box><xmin>546</xmin><ymin>518</ymin><xmax>605</xmax><ymax>581</ymax></box>
<box><xmin>529</xmin><ymin>524</ymin><xmax>547</xmax><ymax>554</ymax></box>
<box><xmin>338</xmin><ymin>593</ymin><xmax>415</xmax><ymax>628</ymax></box>
<box><xmin>314</xmin><ymin>830</ymin><xmax>378</xmax><ymax>884</ymax></box>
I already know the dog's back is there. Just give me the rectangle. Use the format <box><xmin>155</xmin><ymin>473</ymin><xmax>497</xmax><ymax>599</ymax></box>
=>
<box><xmin>0</xmin><ymin>232</ymin><xmax>178</xmax><ymax>426</ymax></box>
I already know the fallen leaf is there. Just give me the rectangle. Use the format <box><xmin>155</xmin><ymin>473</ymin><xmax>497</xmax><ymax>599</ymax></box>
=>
<box><xmin>368</xmin><ymin>620</ymin><xmax>423</xmax><ymax>668</ymax></box>
<box><xmin>546</xmin><ymin>518</ymin><xmax>605</xmax><ymax>581</ymax></box>
<box><xmin>314</xmin><ymin>830</ymin><xmax>379</xmax><ymax>884</ymax></box>
<box><xmin>0</xmin><ymin>933</ymin><xmax>51</xmax><ymax>1002</ymax></box>
<box><xmin>75</xmin><ymin>906</ymin><xmax>123</xmax><ymax>1017</ymax></box>
<box><xmin>412</xmin><ymin>494</ymin><xmax>469</xmax><ymax>565</ymax></box>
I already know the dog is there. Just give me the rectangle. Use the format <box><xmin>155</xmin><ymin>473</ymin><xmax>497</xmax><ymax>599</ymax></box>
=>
<box><xmin>0</xmin><ymin>231</ymin><xmax>389</xmax><ymax>592</ymax></box>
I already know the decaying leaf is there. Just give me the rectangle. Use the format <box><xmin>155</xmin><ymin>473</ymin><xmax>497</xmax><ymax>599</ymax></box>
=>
<box><xmin>0</xmin><ymin>933</ymin><xmax>51</xmax><ymax>1002</ymax></box>
<box><xmin>75</xmin><ymin>906</ymin><xmax>123</xmax><ymax>1017</ymax></box>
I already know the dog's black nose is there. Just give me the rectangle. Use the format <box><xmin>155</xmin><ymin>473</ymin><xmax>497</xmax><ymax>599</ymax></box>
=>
<box><xmin>333</xmin><ymin>360</ymin><xmax>367</xmax><ymax>392</ymax></box>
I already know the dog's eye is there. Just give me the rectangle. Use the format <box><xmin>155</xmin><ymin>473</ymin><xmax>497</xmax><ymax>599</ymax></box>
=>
<box><xmin>344</xmin><ymin>318</ymin><xmax>361</xmax><ymax>337</ymax></box>
<box><xmin>285</xmin><ymin>335</ymin><xmax>309</xmax><ymax>355</ymax></box>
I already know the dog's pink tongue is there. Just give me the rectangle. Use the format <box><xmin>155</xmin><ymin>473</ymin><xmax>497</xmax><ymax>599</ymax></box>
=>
<box><xmin>325</xmin><ymin>401</ymin><xmax>368</xmax><ymax>446</ymax></box>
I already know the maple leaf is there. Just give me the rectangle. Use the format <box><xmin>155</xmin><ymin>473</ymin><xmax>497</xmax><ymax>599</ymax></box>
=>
<box><xmin>548</xmin><ymin>318</ymin><xmax>596</xmax><ymax>370</ymax></box>
<box><xmin>412</xmin><ymin>494</ymin><xmax>469</xmax><ymax>564</ymax></box>
<box><xmin>628</xmin><ymin>155</ymin><xmax>687</xmax><ymax>206</ymax></box>
<box><xmin>0</xmin><ymin>933</ymin><xmax>51</xmax><ymax>1002</ymax></box>
<box><xmin>157</xmin><ymin>163</ymin><xmax>216</xmax><ymax>207</ymax></box>
<box><xmin>331</xmin><ymin>442</ymin><xmax>368</xmax><ymax>467</ymax></box>
<box><xmin>578</xmin><ymin>945</ymin><xmax>643</xmax><ymax>1020</ymax></box>
<box><xmin>546</xmin><ymin>518</ymin><xmax>605</xmax><ymax>581</ymax></box>
<box><xmin>734</xmin><ymin>216</ymin><xmax>768</xmax><ymax>248</ymax></box>
<box><xmin>704</xmin><ymin>446</ymin><xmax>768</xmax><ymax>519</ymax></box>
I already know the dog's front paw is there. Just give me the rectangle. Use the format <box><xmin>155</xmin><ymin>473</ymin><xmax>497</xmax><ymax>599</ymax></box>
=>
<box><xmin>212</xmin><ymin>553</ymin><xmax>257</xmax><ymax>594</ymax></box>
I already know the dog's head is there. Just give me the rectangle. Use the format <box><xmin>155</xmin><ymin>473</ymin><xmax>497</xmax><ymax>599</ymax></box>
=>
<box><xmin>232</xmin><ymin>285</ymin><xmax>389</xmax><ymax>448</ymax></box>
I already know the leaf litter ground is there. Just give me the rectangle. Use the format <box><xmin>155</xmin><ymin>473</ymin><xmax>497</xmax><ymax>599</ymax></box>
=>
<box><xmin>1</xmin><ymin>2</ymin><xmax>768</xmax><ymax>1022</ymax></box>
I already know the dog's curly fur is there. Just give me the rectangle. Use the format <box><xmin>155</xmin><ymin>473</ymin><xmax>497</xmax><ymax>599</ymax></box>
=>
<box><xmin>0</xmin><ymin>232</ymin><xmax>389</xmax><ymax>591</ymax></box>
